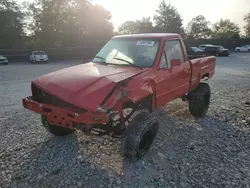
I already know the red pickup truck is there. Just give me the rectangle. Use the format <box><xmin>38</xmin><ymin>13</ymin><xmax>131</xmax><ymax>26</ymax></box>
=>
<box><xmin>22</xmin><ymin>33</ymin><xmax>215</xmax><ymax>159</ymax></box>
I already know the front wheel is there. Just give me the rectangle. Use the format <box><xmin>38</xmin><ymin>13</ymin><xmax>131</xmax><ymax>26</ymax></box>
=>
<box><xmin>41</xmin><ymin>115</ymin><xmax>75</xmax><ymax>136</ymax></box>
<box><xmin>123</xmin><ymin>111</ymin><xmax>159</xmax><ymax>160</ymax></box>
<box><xmin>188</xmin><ymin>83</ymin><xmax>211</xmax><ymax>118</ymax></box>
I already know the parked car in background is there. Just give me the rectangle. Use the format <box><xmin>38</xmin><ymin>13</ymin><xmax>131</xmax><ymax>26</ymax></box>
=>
<box><xmin>0</xmin><ymin>55</ymin><xmax>8</xmax><ymax>65</ymax></box>
<box><xmin>205</xmin><ymin>45</ymin><xmax>230</xmax><ymax>57</ymax></box>
<box><xmin>198</xmin><ymin>44</ymin><xmax>213</xmax><ymax>51</ymax></box>
<box><xmin>29</xmin><ymin>51</ymin><xmax>49</xmax><ymax>63</ymax></box>
<box><xmin>186</xmin><ymin>47</ymin><xmax>207</xmax><ymax>59</ymax></box>
<box><xmin>235</xmin><ymin>45</ymin><xmax>250</xmax><ymax>52</ymax></box>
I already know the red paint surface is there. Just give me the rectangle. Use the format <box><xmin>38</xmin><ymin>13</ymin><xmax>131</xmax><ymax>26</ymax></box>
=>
<box><xmin>23</xmin><ymin>33</ymin><xmax>216</xmax><ymax>128</ymax></box>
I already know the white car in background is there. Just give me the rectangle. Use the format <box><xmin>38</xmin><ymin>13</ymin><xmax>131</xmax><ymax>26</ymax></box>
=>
<box><xmin>29</xmin><ymin>51</ymin><xmax>49</xmax><ymax>63</ymax></box>
<box><xmin>235</xmin><ymin>45</ymin><xmax>250</xmax><ymax>52</ymax></box>
<box><xmin>0</xmin><ymin>55</ymin><xmax>8</xmax><ymax>65</ymax></box>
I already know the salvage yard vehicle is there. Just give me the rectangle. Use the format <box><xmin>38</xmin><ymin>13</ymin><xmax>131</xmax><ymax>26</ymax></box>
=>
<box><xmin>186</xmin><ymin>46</ymin><xmax>207</xmax><ymax>59</ymax></box>
<box><xmin>29</xmin><ymin>51</ymin><xmax>49</xmax><ymax>63</ymax></box>
<box><xmin>198</xmin><ymin>44</ymin><xmax>212</xmax><ymax>51</ymax></box>
<box><xmin>0</xmin><ymin>55</ymin><xmax>8</xmax><ymax>65</ymax></box>
<box><xmin>22</xmin><ymin>33</ymin><xmax>216</xmax><ymax>159</ymax></box>
<box><xmin>205</xmin><ymin>45</ymin><xmax>230</xmax><ymax>57</ymax></box>
<box><xmin>235</xmin><ymin>45</ymin><xmax>250</xmax><ymax>52</ymax></box>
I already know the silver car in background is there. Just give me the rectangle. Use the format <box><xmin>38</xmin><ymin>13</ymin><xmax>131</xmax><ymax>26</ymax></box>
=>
<box><xmin>0</xmin><ymin>55</ymin><xmax>8</xmax><ymax>65</ymax></box>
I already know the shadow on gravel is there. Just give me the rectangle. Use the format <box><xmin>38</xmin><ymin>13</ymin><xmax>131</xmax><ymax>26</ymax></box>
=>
<box><xmin>9</xmin><ymin>132</ymin><xmax>116</xmax><ymax>188</ymax></box>
<box><xmin>10</xmin><ymin>134</ymin><xmax>79</xmax><ymax>187</ymax></box>
<box><xmin>120</xmin><ymin>109</ymin><xmax>250</xmax><ymax>187</ymax></box>
<box><xmin>7</xmin><ymin>108</ymin><xmax>250</xmax><ymax>188</ymax></box>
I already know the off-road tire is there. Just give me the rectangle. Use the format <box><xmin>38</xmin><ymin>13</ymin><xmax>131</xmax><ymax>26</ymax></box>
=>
<box><xmin>41</xmin><ymin>115</ymin><xmax>74</xmax><ymax>136</ymax></box>
<box><xmin>188</xmin><ymin>83</ymin><xmax>211</xmax><ymax>117</ymax></box>
<box><xmin>123</xmin><ymin>111</ymin><xmax>159</xmax><ymax>160</ymax></box>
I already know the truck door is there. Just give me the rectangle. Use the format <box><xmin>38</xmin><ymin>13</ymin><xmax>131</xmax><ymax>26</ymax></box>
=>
<box><xmin>155</xmin><ymin>39</ymin><xmax>191</xmax><ymax>107</ymax></box>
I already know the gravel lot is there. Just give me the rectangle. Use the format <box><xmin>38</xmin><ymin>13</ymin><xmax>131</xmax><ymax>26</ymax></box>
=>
<box><xmin>0</xmin><ymin>54</ymin><xmax>250</xmax><ymax>188</ymax></box>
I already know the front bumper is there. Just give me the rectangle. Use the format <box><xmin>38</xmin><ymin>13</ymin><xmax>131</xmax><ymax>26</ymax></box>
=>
<box><xmin>22</xmin><ymin>97</ymin><xmax>109</xmax><ymax>129</ymax></box>
<box><xmin>35</xmin><ymin>59</ymin><xmax>48</xmax><ymax>62</ymax></box>
<box><xmin>0</xmin><ymin>59</ymin><xmax>8</xmax><ymax>64</ymax></box>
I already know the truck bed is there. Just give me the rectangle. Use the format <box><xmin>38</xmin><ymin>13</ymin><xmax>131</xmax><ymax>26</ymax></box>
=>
<box><xmin>189</xmin><ymin>56</ymin><xmax>216</xmax><ymax>90</ymax></box>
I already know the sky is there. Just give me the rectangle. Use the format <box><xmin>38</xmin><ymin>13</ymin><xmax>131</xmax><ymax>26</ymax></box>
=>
<box><xmin>18</xmin><ymin>0</ymin><xmax>250</xmax><ymax>33</ymax></box>
<box><xmin>92</xmin><ymin>0</ymin><xmax>250</xmax><ymax>33</ymax></box>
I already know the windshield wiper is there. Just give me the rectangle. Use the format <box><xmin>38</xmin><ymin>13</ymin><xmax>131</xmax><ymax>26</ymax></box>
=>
<box><xmin>94</xmin><ymin>56</ymin><xmax>106</xmax><ymax>61</ymax></box>
<box><xmin>113</xmin><ymin>57</ymin><xmax>142</xmax><ymax>68</ymax></box>
<box><xmin>92</xmin><ymin>56</ymin><xmax>108</xmax><ymax>65</ymax></box>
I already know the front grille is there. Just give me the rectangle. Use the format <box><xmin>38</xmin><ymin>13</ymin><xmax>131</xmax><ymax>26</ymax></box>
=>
<box><xmin>31</xmin><ymin>83</ymin><xmax>87</xmax><ymax>113</ymax></box>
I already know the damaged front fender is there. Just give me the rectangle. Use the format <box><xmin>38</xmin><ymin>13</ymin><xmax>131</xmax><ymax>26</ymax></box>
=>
<box><xmin>100</xmin><ymin>87</ymin><xmax>133</xmax><ymax>111</ymax></box>
<box><xmin>100</xmin><ymin>79</ymin><xmax>156</xmax><ymax>112</ymax></box>
<box><xmin>127</xmin><ymin>79</ymin><xmax>156</xmax><ymax>108</ymax></box>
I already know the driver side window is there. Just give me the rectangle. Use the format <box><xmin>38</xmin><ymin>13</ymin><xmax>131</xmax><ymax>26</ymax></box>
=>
<box><xmin>165</xmin><ymin>39</ymin><xmax>184</xmax><ymax>64</ymax></box>
<box><xmin>159</xmin><ymin>42</ymin><xmax>172</xmax><ymax>69</ymax></box>
<box><xmin>159</xmin><ymin>53</ymin><xmax>167</xmax><ymax>69</ymax></box>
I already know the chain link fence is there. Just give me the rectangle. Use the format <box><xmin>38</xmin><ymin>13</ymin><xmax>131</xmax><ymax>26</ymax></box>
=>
<box><xmin>0</xmin><ymin>43</ymin><xmax>106</xmax><ymax>62</ymax></box>
<box><xmin>185</xmin><ymin>38</ymin><xmax>250</xmax><ymax>50</ymax></box>
<box><xmin>1</xmin><ymin>39</ymin><xmax>250</xmax><ymax>62</ymax></box>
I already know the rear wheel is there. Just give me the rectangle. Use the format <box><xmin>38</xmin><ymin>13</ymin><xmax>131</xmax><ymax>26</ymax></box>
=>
<box><xmin>123</xmin><ymin>111</ymin><xmax>159</xmax><ymax>160</ymax></box>
<box><xmin>236</xmin><ymin>49</ymin><xmax>240</xmax><ymax>52</ymax></box>
<box><xmin>188</xmin><ymin>83</ymin><xmax>211</xmax><ymax>117</ymax></box>
<box><xmin>41</xmin><ymin>115</ymin><xmax>75</xmax><ymax>136</ymax></box>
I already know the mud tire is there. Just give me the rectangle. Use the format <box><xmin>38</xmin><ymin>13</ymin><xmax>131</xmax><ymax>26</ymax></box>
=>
<box><xmin>188</xmin><ymin>83</ymin><xmax>211</xmax><ymax>117</ymax></box>
<box><xmin>41</xmin><ymin>115</ymin><xmax>74</xmax><ymax>136</ymax></box>
<box><xmin>123</xmin><ymin>111</ymin><xmax>159</xmax><ymax>160</ymax></box>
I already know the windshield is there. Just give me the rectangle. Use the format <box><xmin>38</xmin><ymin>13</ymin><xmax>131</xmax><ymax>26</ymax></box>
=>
<box><xmin>34</xmin><ymin>51</ymin><xmax>45</xmax><ymax>55</ymax></box>
<box><xmin>191</xmin><ymin>47</ymin><xmax>202</xmax><ymax>52</ymax></box>
<box><xmin>93</xmin><ymin>38</ymin><xmax>160</xmax><ymax>67</ymax></box>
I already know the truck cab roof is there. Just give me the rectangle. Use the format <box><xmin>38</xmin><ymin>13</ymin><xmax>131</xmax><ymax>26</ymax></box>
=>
<box><xmin>112</xmin><ymin>33</ymin><xmax>181</xmax><ymax>39</ymax></box>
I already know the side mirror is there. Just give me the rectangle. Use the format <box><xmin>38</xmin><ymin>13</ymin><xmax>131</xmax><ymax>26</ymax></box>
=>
<box><xmin>171</xmin><ymin>59</ymin><xmax>181</xmax><ymax>67</ymax></box>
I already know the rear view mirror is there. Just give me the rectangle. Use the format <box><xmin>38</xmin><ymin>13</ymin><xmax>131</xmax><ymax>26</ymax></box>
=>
<box><xmin>171</xmin><ymin>59</ymin><xmax>181</xmax><ymax>67</ymax></box>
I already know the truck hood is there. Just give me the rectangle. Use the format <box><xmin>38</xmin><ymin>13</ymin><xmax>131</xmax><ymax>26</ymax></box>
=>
<box><xmin>32</xmin><ymin>62</ymin><xmax>147</xmax><ymax>111</ymax></box>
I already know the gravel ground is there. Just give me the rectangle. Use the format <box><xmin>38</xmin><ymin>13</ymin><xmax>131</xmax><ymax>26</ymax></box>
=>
<box><xmin>0</xmin><ymin>54</ymin><xmax>250</xmax><ymax>188</ymax></box>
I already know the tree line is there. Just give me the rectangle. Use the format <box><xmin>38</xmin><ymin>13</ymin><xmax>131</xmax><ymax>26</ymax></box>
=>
<box><xmin>1</xmin><ymin>0</ymin><xmax>113</xmax><ymax>48</ymax></box>
<box><xmin>1</xmin><ymin>0</ymin><xmax>250</xmax><ymax>49</ymax></box>
<box><xmin>119</xmin><ymin>1</ymin><xmax>250</xmax><ymax>40</ymax></box>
